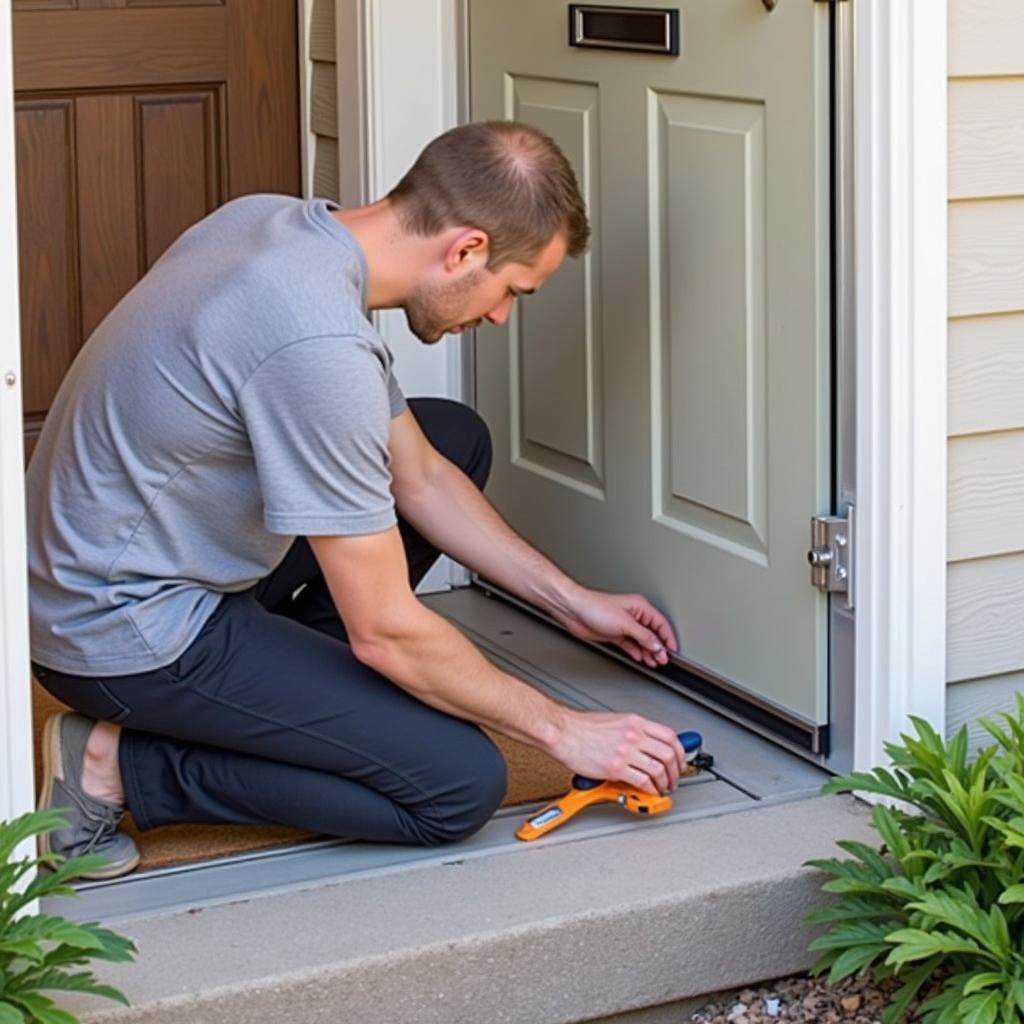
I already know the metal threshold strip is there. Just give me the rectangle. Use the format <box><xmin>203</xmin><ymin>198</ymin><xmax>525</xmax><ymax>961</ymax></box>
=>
<box><xmin>51</xmin><ymin>587</ymin><xmax>828</xmax><ymax>925</ymax></box>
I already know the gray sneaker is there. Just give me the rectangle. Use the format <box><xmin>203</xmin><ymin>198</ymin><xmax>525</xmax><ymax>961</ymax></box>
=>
<box><xmin>38</xmin><ymin>712</ymin><xmax>140</xmax><ymax>879</ymax></box>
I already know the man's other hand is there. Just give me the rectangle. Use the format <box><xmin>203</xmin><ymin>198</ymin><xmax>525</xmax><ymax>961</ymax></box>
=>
<box><xmin>552</xmin><ymin>709</ymin><xmax>688</xmax><ymax>795</ymax></box>
<box><xmin>553</xmin><ymin>588</ymin><xmax>678</xmax><ymax>669</ymax></box>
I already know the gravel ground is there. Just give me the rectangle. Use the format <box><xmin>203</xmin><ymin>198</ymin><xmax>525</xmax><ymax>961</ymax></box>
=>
<box><xmin>688</xmin><ymin>971</ymin><xmax>915</xmax><ymax>1023</ymax></box>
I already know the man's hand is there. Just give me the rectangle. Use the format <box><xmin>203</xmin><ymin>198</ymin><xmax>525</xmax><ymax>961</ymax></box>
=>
<box><xmin>552</xmin><ymin>709</ymin><xmax>688</xmax><ymax>795</ymax></box>
<box><xmin>551</xmin><ymin>588</ymin><xmax>678</xmax><ymax>669</ymax></box>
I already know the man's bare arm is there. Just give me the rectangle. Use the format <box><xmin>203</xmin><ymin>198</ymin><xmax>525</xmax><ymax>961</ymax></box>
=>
<box><xmin>388</xmin><ymin>408</ymin><xmax>677</xmax><ymax>668</ymax></box>
<box><xmin>309</xmin><ymin>528</ymin><xmax>686</xmax><ymax>794</ymax></box>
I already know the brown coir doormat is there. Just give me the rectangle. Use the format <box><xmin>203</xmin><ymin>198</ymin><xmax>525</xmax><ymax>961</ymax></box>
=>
<box><xmin>32</xmin><ymin>679</ymin><xmax>572</xmax><ymax>871</ymax></box>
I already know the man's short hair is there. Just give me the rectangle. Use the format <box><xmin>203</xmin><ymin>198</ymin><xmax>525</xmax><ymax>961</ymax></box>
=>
<box><xmin>387</xmin><ymin>121</ymin><xmax>590</xmax><ymax>270</ymax></box>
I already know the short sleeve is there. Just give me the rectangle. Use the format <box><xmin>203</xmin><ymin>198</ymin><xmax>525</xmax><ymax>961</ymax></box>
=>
<box><xmin>238</xmin><ymin>335</ymin><xmax>397</xmax><ymax>536</ymax></box>
<box><xmin>386</xmin><ymin>362</ymin><xmax>407</xmax><ymax>418</ymax></box>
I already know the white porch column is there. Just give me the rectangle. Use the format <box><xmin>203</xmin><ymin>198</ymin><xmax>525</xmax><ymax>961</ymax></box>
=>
<box><xmin>853</xmin><ymin>0</ymin><xmax>948</xmax><ymax>770</ymax></box>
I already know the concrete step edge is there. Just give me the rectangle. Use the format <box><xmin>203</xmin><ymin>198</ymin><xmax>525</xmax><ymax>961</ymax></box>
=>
<box><xmin>71</xmin><ymin>795</ymin><xmax>875</xmax><ymax>1024</ymax></box>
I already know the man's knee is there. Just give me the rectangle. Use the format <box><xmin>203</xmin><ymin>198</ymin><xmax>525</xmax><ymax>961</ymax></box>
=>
<box><xmin>413</xmin><ymin>732</ymin><xmax>507</xmax><ymax>847</ymax></box>
<box><xmin>407</xmin><ymin>398</ymin><xmax>493</xmax><ymax>491</ymax></box>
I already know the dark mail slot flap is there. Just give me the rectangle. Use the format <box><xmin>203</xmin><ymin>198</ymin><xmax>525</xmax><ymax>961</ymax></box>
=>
<box><xmin>568</xmin><ymin>5</ymin><xmax>679</xmax><ymax>56</ymax></box>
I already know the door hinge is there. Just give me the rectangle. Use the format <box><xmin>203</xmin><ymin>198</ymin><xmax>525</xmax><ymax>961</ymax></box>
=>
<box><xmin>808</xmin><ymin>508</ymin><xmax>854</xmax><ymax>607</ymax></box>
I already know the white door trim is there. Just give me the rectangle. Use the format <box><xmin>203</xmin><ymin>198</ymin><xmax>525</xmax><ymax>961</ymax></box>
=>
<box><xmin>851</xmin><ymin>0</ymin><xmax>947</xmax><ymax>770</ymax></box>
<box><xmin>0</xmin><ymin>0</ymin><xmax>35</xmax><ymax>828</ymax></box>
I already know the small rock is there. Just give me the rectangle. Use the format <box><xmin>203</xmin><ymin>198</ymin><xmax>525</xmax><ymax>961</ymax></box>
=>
<box><xmin>764</xmin><ymin>997</ymin><xmax>781</xmax><ymax>1016</ymax></box>
<box><xmin>840</xmin><ymin>994</ymin><xmax>862</xmax><ymax>1013</ymax></box>
<box><xmin>728</xmin><ymin>1003</ymin><xmax>748</xmax><ymax>1020</ymax></box>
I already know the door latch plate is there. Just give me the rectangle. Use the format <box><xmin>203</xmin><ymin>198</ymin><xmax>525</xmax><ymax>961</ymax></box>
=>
<box><xmin>808</xmin><ymin>511</ymin><xmax>853</xmax><ymax>604</ymax></box>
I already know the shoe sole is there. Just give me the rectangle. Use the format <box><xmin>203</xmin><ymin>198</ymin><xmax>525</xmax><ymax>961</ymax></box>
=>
<box><xmin>38</xmin><ymin>713</ymin><xmax>141</xmax><ymax>880</ymax></box>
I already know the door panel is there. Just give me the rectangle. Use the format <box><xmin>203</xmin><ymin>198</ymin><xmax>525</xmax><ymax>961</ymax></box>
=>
<box><xmin>13</xmin><ymin>0</ymin><xmax>300</xmax><ymax>459</ymax></box>
<box><xmin>653</xmin><ymin>92</ymin><xmax>767</xmax><ymax>554</ymax></box>
<box><xmin>471</xmin><ymin>0</ymin><xmax>831</xmax><ymax>731</ymax></box>
<box><xmin>511</xmin><ymin>77</ymin><xmax>604</xmax><ymax>497</ymax></box>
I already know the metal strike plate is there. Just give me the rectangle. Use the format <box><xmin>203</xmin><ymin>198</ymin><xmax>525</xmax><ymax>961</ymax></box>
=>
<box><xmin>808</xmin><ymin>514</ymin><xmax>851</xmax><ymax>597</ymax></box>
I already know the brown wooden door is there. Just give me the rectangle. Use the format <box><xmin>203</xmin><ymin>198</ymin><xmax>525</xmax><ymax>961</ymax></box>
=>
<box><xmin>13</xmin><ymin>1</ymin><xmax>301</xmax><ymax>459</ymax></box>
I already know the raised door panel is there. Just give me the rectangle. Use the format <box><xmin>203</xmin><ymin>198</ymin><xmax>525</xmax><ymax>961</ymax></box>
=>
<box><xmin>15</xmin><ymin>100</ymin><xmax>79</xmax><ymax>439</ymax></box>
<box><xmin>650</xmin><ymin>92</ymin><xmax>768</xmax><ymax>558</ymax></box>
<box><xmin>138</xmin><ymin>90</ymin><xmax>226</xmax><ymax>267</ymax></box>
<box><xmin>508</xmin><ymin>77</ymin><xmax>604</xmax><ymax>497</ymax></box>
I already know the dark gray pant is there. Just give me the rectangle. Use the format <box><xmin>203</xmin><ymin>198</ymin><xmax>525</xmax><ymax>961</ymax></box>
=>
<box><xmin>35</xmin><ymin>398</ymin><xmax>508</xmax><ymax>847</ymax></box>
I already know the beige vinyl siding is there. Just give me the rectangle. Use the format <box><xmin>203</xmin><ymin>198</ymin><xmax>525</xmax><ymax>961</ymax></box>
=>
<box><xmin>946</xmin><ymin>0</ymin><xmax>1024</xmax><ymax>752</ymax></box>
<box><xmin>310</xmin><ymin>0</ymin><xmax>339</xmax><ymax>199</ymax></box>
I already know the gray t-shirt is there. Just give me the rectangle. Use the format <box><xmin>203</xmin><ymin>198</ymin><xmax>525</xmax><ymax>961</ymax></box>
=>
<box><xmin>27</xmin><ymin>195</ymin><xmax>407</xmax><ymax>676</ymax></box>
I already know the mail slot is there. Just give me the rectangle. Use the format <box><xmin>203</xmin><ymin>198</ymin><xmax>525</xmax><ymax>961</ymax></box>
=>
<box><xmin>568</xmin><ymin>4</ymin><xmax>680</xmax><ymax>56</ymax></box>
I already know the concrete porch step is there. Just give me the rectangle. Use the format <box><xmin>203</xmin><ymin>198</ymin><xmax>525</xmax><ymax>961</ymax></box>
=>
<box><xmin>63</xmin><ymin>794</ymin><xmax>875</xmax><ymax>1024</ymax></box>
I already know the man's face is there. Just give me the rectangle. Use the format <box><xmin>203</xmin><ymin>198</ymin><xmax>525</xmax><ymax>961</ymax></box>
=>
<box><xmin>404</xmin><ymin>231</ymin><xmax>569</xmax><ymax>345</ymax></box>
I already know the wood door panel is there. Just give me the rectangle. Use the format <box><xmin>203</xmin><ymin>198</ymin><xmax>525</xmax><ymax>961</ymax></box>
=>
<box><xmin>15</xmin><ymin>100</ymin><xmax>80</xmax><ymax>421</ymax></box>
<box><xmin>76</xmin><ymin>94</ymin><xmax>139</xmax><ymax>339</ymax></box>
<box><xmin>14</xmin><ymin>1</ymin><xmax>300</xmax><ymax>458</ymax></box>
<box><xmin>13</xmin><ymin>9</ymin><xmax>228</xmax><ymax>90</ymax></box>
<box><xmin>138</xmin><ymin>90</ymin><xmax>225</xmax><ymax>268</ymax></box>
<box><xmin>226</xmin><ymin>2</ymin><xmax>300</xmax><ymax>195</ymax></box>
<box><xmin>13</xmin><ymin>1</ymin><xmax>75</xmax><ymax>10</ymax></box>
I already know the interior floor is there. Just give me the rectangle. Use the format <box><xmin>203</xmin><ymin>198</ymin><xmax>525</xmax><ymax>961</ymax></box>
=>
<box><xmin>53</xmin><ymin>584</ymin><xmax>830</xmax><ymax>924</ymax></box>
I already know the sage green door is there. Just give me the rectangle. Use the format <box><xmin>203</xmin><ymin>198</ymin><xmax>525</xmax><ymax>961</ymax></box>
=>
<box><xmin>469</xmin><ymin>0</ymin><xmax>831</xmax><ymax>734</ymax></box>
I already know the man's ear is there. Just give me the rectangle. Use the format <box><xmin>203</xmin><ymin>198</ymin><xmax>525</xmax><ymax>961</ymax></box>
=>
<box><xmin>443</xmin><ymin>228</ymin><xmax>490</xmax><ymax>272</ymax></box>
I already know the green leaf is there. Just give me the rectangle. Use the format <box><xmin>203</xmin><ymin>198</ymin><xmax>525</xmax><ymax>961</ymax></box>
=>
<box><xmin>0</xmin><ymin>811</ymin><xmax>68</xmax><ymax>864</ymax></box>
<box><xmin>76</xmin><ymin>926</ymin><xmax>136</xmax><ymax>964</ymax></box>
<box><xmin>1011</xmin><ymin>978</ymin><xmax>1024</xmax><ymax>1013</ymax></box>
<box><xmin>835</xmin><ymin>839</ymin><xmax>895</xmax><ymax>878</ymax></box>
<box><xmin>920</xmin><ymin>975</ymin><xmax>971</xmax><ymax>1024</ymax></box>
<box><xmin>6</xmin><ymin>993</ymin><xmax>77</xmax><ymax>1024</ymax></box>
<box><xmin>963</xmin><ymin>973</ymin><xmax>1007</xmax><ymax>995</ymax></box>
<box><xmin>15</xmin><ymin>856</ymin><xmax>112</xmax><ymax>911</ymax></box>
<box><xmin>821</xmin><ymin>769</ymin><xmax>915</xmax><ymax>804</ymax></box>
<box><xmin>808</xmin><ymin>920</ymin><xmax>895</xmax><ymax>952</ymax></box>
<box><xmin>0</xmin><ymin>1004</ymin><xmax>26</xmax><ymax>1024</ymax></box>
<box><xmin>903</xmin><ymin>889</ymin><xmax>1009</xmax><ymax>960</ymax></box>
<box><xmin>998</xmin><ymin>885</ymin><xmax>1024</xmax><ymax>904</ymax></box>
<box><xmin>4</xmin><ymin>916</ymin><xmax>104</xmax><ymax>953</ymax></box>
<box><xmin>873</xmin><ymin>804</ymin><xmax>912</xmax><ymax>862</ymax></box>
<box><xmin>882</xmin><ymin>875</ymin><xmax>928</xmax><ymax>901</ymax></box>
<box><xmin>961</xmin><ymin>991</ymin><xmax>1000</xmax><ymax>1024</ymax></box>
<box><xmin>0</xmin><ymin>940</ymin><xmax>44</xmax><ymax>963</ymax></box>
<box><xmin>13</xmin><ymin>970</ymin><xmax>128</xmax><ymax>1007</ymax></box>
<box><xmin>880</xmin><ymin>957</ymin><xmax>942</xmax><ymax>1024</ymax></box>
<box><xmin>804</xmin><ymin>895</ymin><xmax>904</xmax><ymax>927</ymax></box>
<box><xmin>884</xmin><ymin>928</ymin><xmax>991</xmax><ymax>968</ymax></box>
<box><xmin>827</xmin><ymin>943</ymin><xmax>889</xmax><ymax>983</ymax></box>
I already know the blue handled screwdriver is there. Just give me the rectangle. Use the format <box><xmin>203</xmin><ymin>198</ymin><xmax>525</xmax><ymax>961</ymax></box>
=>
<box><xmin>516</xmin><ymin>731</ymin><xmax>711</xmax><ymax>841</ymax></box>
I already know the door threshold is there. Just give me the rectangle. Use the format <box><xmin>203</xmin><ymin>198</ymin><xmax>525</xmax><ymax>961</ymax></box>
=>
<box><xmin>51</xmin><ymin>587</ymin><xmax>828</xmax><ymax>925</ymax></box>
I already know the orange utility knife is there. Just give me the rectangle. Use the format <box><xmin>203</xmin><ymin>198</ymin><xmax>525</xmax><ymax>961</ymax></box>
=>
<box><xmin>516</xmin><ymin>731</ymin><xmax>711</xmax><ymax>841</ymax></box>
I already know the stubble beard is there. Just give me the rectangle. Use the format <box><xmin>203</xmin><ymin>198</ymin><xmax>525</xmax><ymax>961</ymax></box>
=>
<box><xmin>404</xmin><ymin>269</ymin><xmax>484</xmax><ymax>345</ymax></box>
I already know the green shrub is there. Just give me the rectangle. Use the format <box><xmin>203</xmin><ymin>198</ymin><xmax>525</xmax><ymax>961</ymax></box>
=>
<box><xmin>806</xmin><ymin>700</ymin><xmax>1024</xmax><ymax>1024</ymax></box>
<box><xmin>0</xmin><ymin>809</ymin><xmax>136</xmax><ymax>1024</ymax></box>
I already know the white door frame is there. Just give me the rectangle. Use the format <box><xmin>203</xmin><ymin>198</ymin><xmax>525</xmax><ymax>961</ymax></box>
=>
<box><xmin>0</xmin><ymin>0</ymin><xmax>34</xmax><ymax>827</ymax></box>
<box><xmin>0</xmin><ymin>0</ymin><xmax>947</xmax><ymax>809</ymax></box>
<box><xmin>851</xmin><ymin>0</ymin><xmax>947</xmax><ymax>770</ymax></box>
